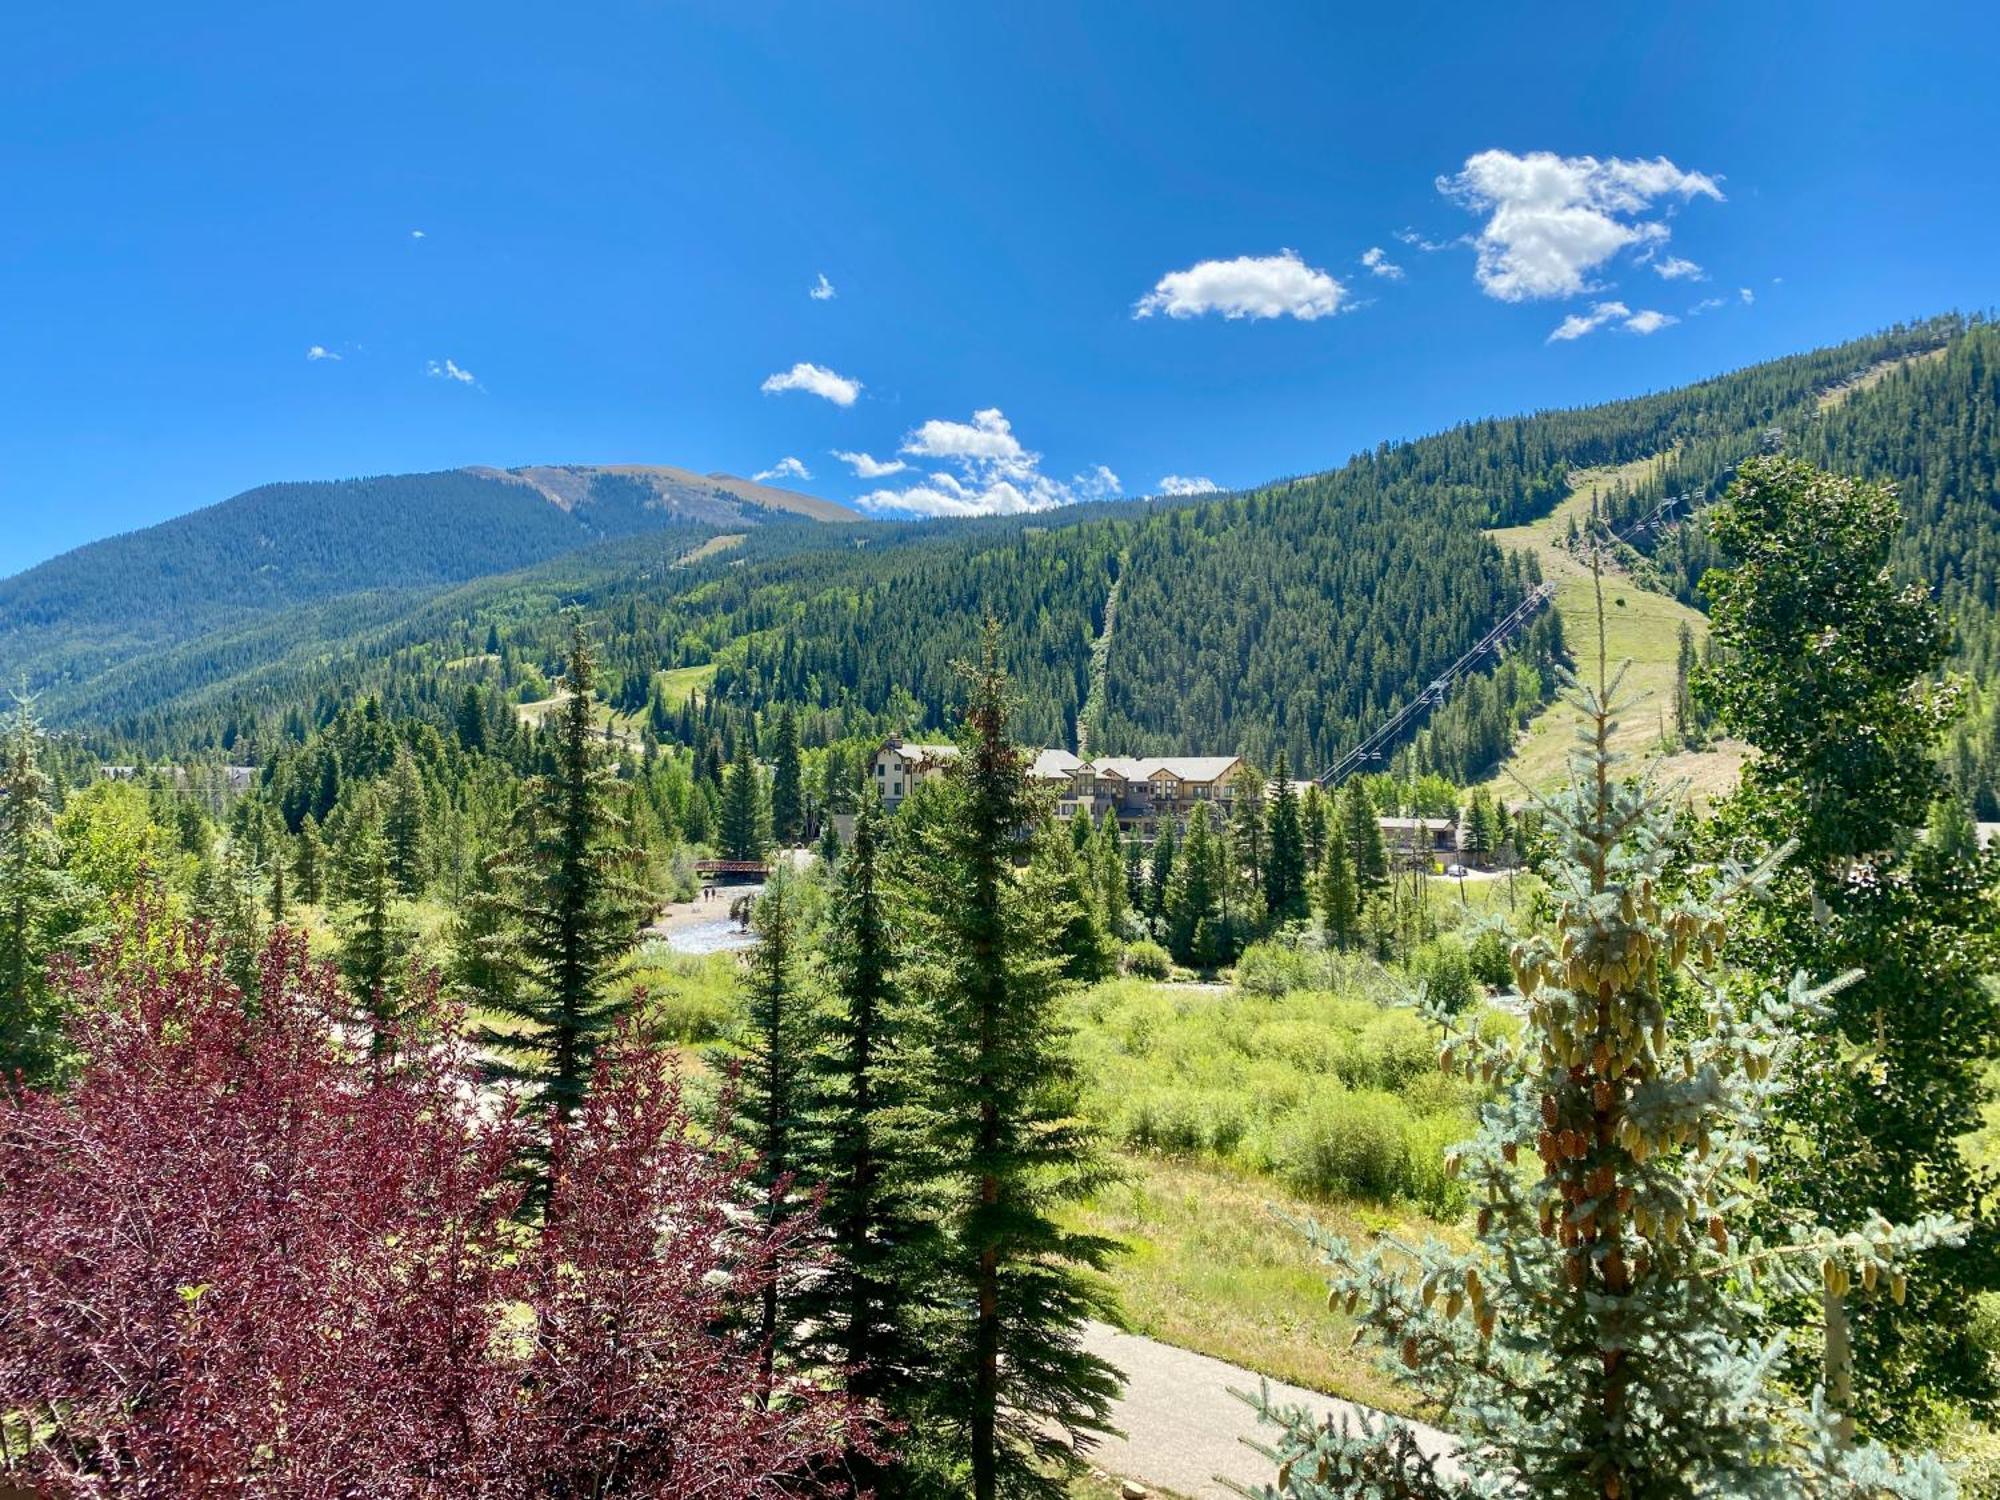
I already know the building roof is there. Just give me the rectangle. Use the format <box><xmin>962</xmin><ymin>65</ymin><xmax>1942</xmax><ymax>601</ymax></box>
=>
<box><xmin>1378</xmin><ymin>816</ymin><xmax>1456</xmax><ymax>832</ymax></box>
<box><xmin>1029</xmin><ymin>748</ymin><xmax>1082</xmax><ymax>780</ymax></box>
<box><xmin>1078</xmin><ymin>754</ymin><xmax>1242</xmax><ymax>785</ymax></box>
<box><xmin>883</xmin><ymin>741</ymin><xmax>958</xmax><ymax>768</ymax></box>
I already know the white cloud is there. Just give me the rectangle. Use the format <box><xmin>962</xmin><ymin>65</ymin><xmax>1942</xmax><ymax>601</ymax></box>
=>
<box><xmin>1740</xmin><ymin>286</ymin><xmax>1756</xmax><ymax>304</ymax></box>
<box><xmin>810</xmin><ymin>272</ymin><xmax>836</xmax><ymax>301</ymax></box>
<box><xmin>305</xmin><ymin>345</ymin><xmax>341</xmax><ymax>361</ymax></box>
<box><xmin>1651</xmin><ymin>254</ymin><xmax>1704</xmax><ymax>281</ymax></box>
<box><xmin>410</xmin><ymin>229</ymin><xmax>426</xmax><ymax>239</ymax></box>
<box><xmin>1360</xmin><ymin>246</ymin><xmax>1405</xmax><ymax>280</ymax></box>
<box><xmin>857</xmin><ymin>407</ymin><xmax>1120</xmax><ymax>518</ymax></box>
<box><xmin>1547</xmin><ymin>302</ymin><xmax>1630</xmax><ymax>342</ymax></box>
<box><xmin>753</xmin><ymin>456</ymin><xmax>812</xmax><ymax>483</ymax></box>
<box><xmin>1689</xmin><ymin>296</ymin><xmax>1728</xmax><ymax>315</ymax></box>
<box><xmin>1394</xmin><ymin>227</ymin><xmax>1453</xmax><ymax>252</ymax></box>
<box><xmin>426</xmin><ymin>357</ymin><xmax>477</xmax><ymax>385</ymax></box>
<box><xmin>903</xmin><ymin>407</ymin><xmax>1028</xmax><ymax>464</ymax></box>
<box><xmin>1134</xmin><ymin>249</ymin><xmax>1347</xmax><ymax>321</ymax></box>
<box><xmin>832</xmin><ymin>449</ymin><xmax>908</xmax><ymax>478</ymax></box>
<box><xmin>761</xmin><ymin>361</ymin><xmax>863</xmax><ymax>406</ymax></box>
<box><xmin>1158</xmin><ymin>475</ymin><xmax>1221</xmax><ymax>496</ymax></box>
<box><xmin>1439</xmin><ymin>150</ymin><xmax>1722</xmax><ymax>302</ymax></box>
<box><xmin>1545</xmin><ymin>301</ymin><xmax>1677</xmax><ymax>342</ymax></box>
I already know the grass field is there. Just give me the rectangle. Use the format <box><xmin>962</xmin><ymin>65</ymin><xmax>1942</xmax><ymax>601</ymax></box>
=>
<box><xmin>1067</xmin><ymin>1150</ymin><xmax>1445</xmax><ymax>1415</ymax></box>
<box><xmin>1485</xmin><ymin>457</ymin><xmax>1746</xmax><ymax>803</ymax></box>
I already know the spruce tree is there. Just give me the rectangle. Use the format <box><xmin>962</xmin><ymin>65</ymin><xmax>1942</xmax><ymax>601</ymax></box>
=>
<box><xmin>382</xmin><ymin>747</ymin><xmax>429</xmax><ymax>897</ymax></box>
<box><xmin>292</xmin><ymin>812</ymin><xmax>326</xmax><ymax>906</ymax></box>
<box><xmin>1146</xmin><ymin>825</ymin><xmax>1176</xmax><ymax>921</ymax></box>
<box><xmin>1341</xmin><ymin>779</ymin><xmax>1388</xmax><ymax>895</ymax></box>
<box><xmin>1230</xmin><ymin>761</ymin><xmax>1268</xmax><ymax>898</ymax></box>
<box><xmin>1093</xmin><ymin>808</ymin><xmax>1129</xmax><ymax>939</ymax></box>
<box><xmin>479</xmin><ymin>616</ymin><xmax>652</xmax><ymax>1130</ymax></box>
<box><xmin>1264</xmin><ymin>752</ymin><xmax>1308</xmax><ymax>920</ymax></box>
<box><xmin>1032</xmin><ymin>822</ymin><xmax>1116</xmax><ymax>982</ymax></box>
<box><xmin>1252</xmin><ymin>588</ymin><xmax>1963</xmax><ymax>1499</ymax></box>
<box><xmin>720</xmin><ymin>738</ymin><xmax>770</xmax><ymax>861</ymax></box>
<box><xmin>1315</xmin><ymin>822</ymin><xmax>1358</xmax><ymax>952</ymax></box>
<box><xmin>1698</xmin><ymin>457</ymin><xmax>2000</xmax><ymax>1434</ymax></box>
<box><xmin>337</xmin><ymin>798</ymin><xmax>407</xmax><ymax>1059</ymax></box>
<box><xmin>0</xmin><ymin>697</ymin><xmax>69</xmax><ymax>1086</ymax></box>
<box><xmin>897</xmin><ymin>626</ymin><xmax>1119</xmax><ymax>1500</ymax></box>
<box><xmin>1164</xmin><ymin>804</ymin><xmax>1222</xmax><ymax>966</ymax></box>
<box><xmin>770</xmin><ymin>705</ymin><xmax>804</xmax><ymax>846</ymax></box>
<box><xmin>718</xmin><ymin>866</ymin><xmax>815</xmax><ymax>1396</ymax></box>
<box><xmin>797</xmin><ymin>796</ymin><xmax>930</xmax><ymax>1421</ymax></box>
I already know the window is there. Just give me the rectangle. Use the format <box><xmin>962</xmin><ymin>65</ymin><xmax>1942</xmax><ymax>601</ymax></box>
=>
<box><xmin>892</xmin><ymin>781</ymin><xmax>902</xmax><ymax>797</ymax></box>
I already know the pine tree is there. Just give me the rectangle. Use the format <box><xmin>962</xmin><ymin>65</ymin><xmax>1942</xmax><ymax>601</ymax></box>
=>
<box><xmin>382</xmin><ymin>748</ymin><xmax>429</xmax><ymax>897</ymax></box>
<box><xmin>1230</xmin><ymin>762</ymin><xmax>1268</xmax><ymax>897</ymax></box>
<box><xmin>717</xmin><ymin>866</ymin><xmax>815</xmax><ymax>1396</ymax></box>
<box><xmin>1032</xmin><ymin>822</ymin><xmax>1116</xmax><ymax>982</ymax></box>
<box><xmin>1698</xmin><ymin>456</ymin><xmax>2000</xmax><ymax>1435</ymax></box>
<box><xmin>1264</xmin><ymin>753</ymin><xmax>1308</xmax><ymax>921</ymax></box>
<box><xmin>897</xmin><ymin>626</ymin><xmax>1119</xmax><ymax>1500</ymax></box>
<box><xmin>1146</xmin><ymin>825</ymin><xmax>1175</xmax><ymax>921</ymax></box>
<box><xmin>719</xmin><ymin>738</ymin><xmax>769</xmax><ymax>862</ymax></box>
<box><xmin>1315</xmin><ymin>822</ymin><xmax>1358</xmax><ymax>952</ymax></box>
<box><xmin>1341</xmin><ymin>780</ymin><xmax>1388</xmax><ymax>895</ymax></box>
<box><xmin>0</xmin><ymin>697</ymin><xmax>70</xmax><ymax>1086</ymax></box>
<box><xmin>337</xmin><ymin>798</ymin><xmax>406</xmax><ymax>1060</ymax></box>
<box><xmin>479</xmin><ymin>616</ymin><xmax>652</xmax><ymax>1133</ymax></box>
<box><xmin>797</xmin><ymin>796</ymin><xmax>930</xmax><ymax>1426</ymax></box>
<box><xmin>1250</xmin><ymin>584</ymin><xmax>1963</xmax><ymax>1498</ymax></box>
<box><xmin>770</xmin><ymin>705</ymin><xmax>804</xmax><ymax>846</ymax></box>
<box><xmin>1093</xmin><ymin>808</ymin><xmax>1129</xmax><ymax>938</ymax></box>
<box><xmin>293</xmin><ymin>812</ymin><xmax>326</xmax><ymax>906</ymax></box>
<box><xmin>1672</xmin><ymin>619</ymin><xmax>1700</xmax><ymax>748</ymax></box>
<box><xmin>1165</xmin><ymin>803</ymin><xmax>1222</xmax><ymax>967</ymax></box>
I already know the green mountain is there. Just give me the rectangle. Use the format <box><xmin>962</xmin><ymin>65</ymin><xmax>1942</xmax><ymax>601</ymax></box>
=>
<box><xmin>0</xmin><ymin>463</ymin><xmax>855</xmax><ymax>701</ymax></box>
<box><xmin>28</xmin><ymin>314</ymin><xmax>2000</xmax><ymax>809</ymax></box>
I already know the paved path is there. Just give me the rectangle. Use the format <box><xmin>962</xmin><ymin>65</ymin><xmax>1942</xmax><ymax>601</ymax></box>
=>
<box><xmin>1083</xmin><ymin>1323</ymin><xmax>1457</xmax><ymax>1498</ymax></box>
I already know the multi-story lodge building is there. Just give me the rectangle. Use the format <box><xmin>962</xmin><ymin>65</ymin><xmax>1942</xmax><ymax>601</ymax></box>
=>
<box><xmin>870</xmin><ymin>736</ymin><xmax>1240</xmax><ymax>835</ymax></box>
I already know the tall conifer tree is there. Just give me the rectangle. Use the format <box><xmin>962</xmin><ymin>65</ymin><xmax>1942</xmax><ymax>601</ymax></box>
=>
<box><xmin>770</xmin><ymin>705</ymin><xmax>804</xmax><ymax>846</ymax></box>
<box><xmin>0</xmin><ymin>697</ymin><xmax>69</xmax><ymax>1085</ymax></box>
<box><xmin>1253</xmin><ymin>585</ymin><xmax>1962</xmax><ymax>1498</ymax></box>
<box><xmin>479</xmin><ymin>616</ymin><xmax>652</xmax><ymax>1131</ymax></box>
<box><xmin>898</xmin><ymin>626</ymin><xmax>1119</xmax><ymax>1500</ymax></box>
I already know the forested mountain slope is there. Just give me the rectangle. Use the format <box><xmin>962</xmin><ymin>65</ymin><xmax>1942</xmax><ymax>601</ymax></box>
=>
<box><xmin>0</xmin><ymin>464</ymin><xmax>853</xmax><ymax>700</ymax></box>
<box><xmin>35</xmin><ymin>315</ymin><xmax>1994</xmax><ymax>795</ymax></box>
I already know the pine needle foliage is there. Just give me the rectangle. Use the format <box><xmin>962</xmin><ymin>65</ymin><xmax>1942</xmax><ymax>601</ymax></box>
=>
<box><xmin>0</xmin><ymin>695</ymin><xmax>72</xmax><ymax>1087</ymax></box>
<box><xmin>1245</xmin><ymin>581</ymin><xmax>1964</xmax><ymax>1500</ymax></box>
<box><xmin>477</xmin><ymin>615</ymin><xmax>652</xmax><ymax>1131</ymax></box>
<box><xmin>894</xmin><ymin>624</ymin><xmax>1122</xmax><ymax>1500</ymax></box>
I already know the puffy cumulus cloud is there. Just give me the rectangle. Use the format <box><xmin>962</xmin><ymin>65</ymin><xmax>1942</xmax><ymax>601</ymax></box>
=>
<box><xmin>832</xmin><ymin>449</ymin><xmax>908</xmax><ymax>478</ymax></box>
<box><xmin>1134</xmin><ymin>249</ymin><xmax>1347</xmax><ymax>321</ymax></box>
<box><xmin>1360</xmin><ymin>246</ymin><xmax>1405</xmax><ymax>280</ymax></box>
<box><xmin>760</xmin><ymin>361</ymin><xmax>863</xmax><ymax>406</ymax></box>
<box><xmin>856</xmin><ymin>408</ymin><xmax>1120</xmax><ymax>518</ymax></box>
<box><xmin>1740</xmin><ymin>286</ymin><xmax>1756</xmax><ymax>304</ymax></box>
<box><xmin>902</xmin><ymin>407</ymin><xmax>1028</xmax><ymax>464</ymax></box>
<box><xmin>1650</xmin><ymin>254</ymin><xmax>1704</xmax><ymax>281</ymax></box>
<box><xmin>1158</xmin><ymin>475</ymin><xmax>1221</xmax><ymax>496</ymax></box>
<box><xmin>810</xmin><ymin>272</ymin><xmax>836</xmax><ymax>301</ymax></box>
<box><xmin>410</xmin><ymin>229</ymin><xmax>426</xmax><ymax>239</ymax></box>
<box><xmin>1439</xmin><ymin>150</ymin><xmax>1722</xmax><ymax>302</ymax></box>
<box><xmin>753</xmin><ymin>456</ymin><xmax>811</xmax><ymax>482</ymax></box>
<box><xmin>306</xmin><ymin>345</ymin><xmax>341</xmax><ymax>361</ymax></box>
<box><xmin>426</xmin><ymin>357</ymin><xmax>478</xmax><ymax>385</ymax></box>
<box><xmin>1546</xmin><ymin>301</ymin><xmax>1677</xmax><ymax>342</ymax></box>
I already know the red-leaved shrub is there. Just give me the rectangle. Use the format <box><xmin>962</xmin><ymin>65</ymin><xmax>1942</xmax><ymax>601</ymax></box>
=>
<box><xmin>0</xmin><ymin>913</ymin><xmax>873</xmax><ymax>1497</ymax></box>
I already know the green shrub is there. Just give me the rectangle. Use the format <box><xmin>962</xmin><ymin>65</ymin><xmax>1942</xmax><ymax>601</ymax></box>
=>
<box><xmin>1467</xmin><ymin>925</ymin><xmax>1514</xmax><ymax>988</ymax></box>
<box><xmin>1411</xmin><ymin>937</ymin><xmax>1476</xmax><ymax>1015</ymax></box>
<box><xmin>1122</xmin><ymin>939</ymin><xmax>1173</xmax><ymax>980</ymax></box>
<box><xmin>1269</xmin><ymin>1089</ymin><xmax>1414</xmax><ymax>1201</ymax></box>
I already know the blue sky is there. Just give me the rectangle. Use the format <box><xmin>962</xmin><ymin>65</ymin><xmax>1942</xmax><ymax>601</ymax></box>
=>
<box><xmin>2</xmin><ymin>1</ymin><xmax>1995</xmax><ymax>574</ymax></box>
